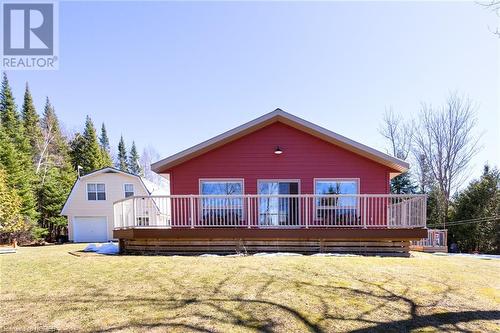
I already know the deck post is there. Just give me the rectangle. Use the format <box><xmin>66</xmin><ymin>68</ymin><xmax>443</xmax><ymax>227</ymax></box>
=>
<box><xmin>362</xmin><ymin>195</ymin><xmax>367</xmax><ymax>229</ymax></box>
<box><xmin>423</xmin><ymin>196</ymin><xmax>427</xmax><ymax>227</ymax></box>
<box><xmin>247</xmin><ymin>196</ymin><xmax>251</xmax><ymax>228</ymax></box>
<box><xmin>305</xmin><ymin>196</ymin><xmax>309</xmax><ymax>229</ymax></box>
<box><xmin>132</xmin><ymin>198</ymin><xmax>136</xmax><ymax>228</ymax></box>
<box><xmin>190</xmin><ymin>196</ymin><xmax>195</xmax><ymax>228</ymax></box>
<box><xmin>121</xmin><ymin>202</ymin><xmax>125</xmax><ymax>228</ymax></box>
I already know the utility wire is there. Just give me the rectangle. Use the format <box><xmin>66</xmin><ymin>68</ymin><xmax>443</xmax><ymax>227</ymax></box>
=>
<box><xmin>427</xmin><ymin>215</ymin><xmax>500</xmax><ymax>228</ymax></box>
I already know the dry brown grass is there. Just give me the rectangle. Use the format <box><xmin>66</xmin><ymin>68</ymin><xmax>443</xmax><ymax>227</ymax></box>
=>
<box><xmin>1</xmin><ymin>244</ymin><xmax>499</xmax><ymax>332</ymax></box>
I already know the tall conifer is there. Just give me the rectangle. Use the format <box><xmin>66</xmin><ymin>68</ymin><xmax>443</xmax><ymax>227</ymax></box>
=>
<box><xmin>38</xmin><ymin>100</ymin><xmax>76</xmax><ymax>239</ymax></box>
<box><xmin>0</xmin><ymin>73</ymin><xmax>37</xmax><ymax>221</ymax></box>
<box><xmin>21</xmin><ymin>83</ymin><xmax>42</xmax><ymax>162</ymax></box>
<box><xmin>99</xmin><ymin>123</ymin><xmax>113</xmax><ymax>167</ymax></box>
<box><xmin>73</xmin><ymin>116</ymin><xmax>105</xmax><ymax>174</ymax></box>
<box><xmin>128</xmin><ymin>141</ymin><xmax>142</xmax><ymax>175</ymax></box>
<box><xmin>117</xmin><ymin>135</ymin><xmax>128</xmax><ymax>172</ymax></box>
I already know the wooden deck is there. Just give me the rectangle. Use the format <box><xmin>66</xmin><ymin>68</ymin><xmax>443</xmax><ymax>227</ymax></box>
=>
<box><xmin>114</xmin><ymin>228</ymin><xmax>427</xmax><ymax>256</ymax></box>
<box><xmin>114</xmin><ymin>194</ymin><xmax>427</xmax><ymax>256</ymax></box>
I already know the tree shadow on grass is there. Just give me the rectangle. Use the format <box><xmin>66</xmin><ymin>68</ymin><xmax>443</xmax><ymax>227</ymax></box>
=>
<box><xmin>4</xmin><ymin>266</ymin><xmax>500</xmax><ymax>333</ymax></box>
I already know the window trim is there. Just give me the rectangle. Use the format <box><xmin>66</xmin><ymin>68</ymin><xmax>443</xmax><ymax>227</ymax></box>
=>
<box><xmin>198</xmin><ymin>178</ymin><xmax>245</xmax><ymax>196</ymax></box>
<box><xmin>256</xmin><ymin>179</ymin><xmax>301</xmax><ymax>195</ymax></box>
<box><xmin>86</xmin><ymin>182</ymin><xmax>106</xmax><ymax>201</ymax></box>
<box><xmin>313</xmin><ymin>178</ymin><xmax>360</xmax><ymax>223</ymax></box>
<box><xmin>313</xmin><ymin>178</ymin><xmax>360</xmax><ymax>196</ymax></box>
<box><xmin>123</xmin><ymin>183</ymin><xmax>135</xmax><ymax>198</ymax></box>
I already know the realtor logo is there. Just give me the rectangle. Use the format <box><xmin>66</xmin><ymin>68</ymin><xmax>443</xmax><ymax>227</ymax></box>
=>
<box><xmin>2</xmin><ymin>2</ymin><xmax>58</xmax><ymax>70</ymax></box>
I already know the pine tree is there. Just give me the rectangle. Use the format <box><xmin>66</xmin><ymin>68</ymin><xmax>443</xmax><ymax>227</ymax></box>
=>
<box><xmin>0</xmin><ymin>124</ymin><xmax>23</xmax><ymax>190</ymax></box>
<box><xmin>99</xmin><ymin>123</ymin><xmax>113</xmax><ymax>167</ymax></box>
<box><xmin>449</xmin><ymin>165</ymin><xmax>500</xmax><ymax>253</ymax></box>
<box><xmin>390</xmin><ymin>172</ymin><xmax>417</xmax><ymax>194</ymax></box>
<box><xmin>38</xmin><ymin>166</ymin><xmax>74</xmax><ymax>240</ymax></box>
<box><xmin>117</xmin><ymin>135</ymin><xmax>128</xmax><ymax>172</ymax></box>
<box><xmin>21</xmin><ymin>83</ymin><xmax>42</xmax><ymax>162</ymax></box>
<box><xmin>38</xmin><ymin>100</ymin><xmax>76</xmax><ymax>240</ymax></box>
<box><xmin>71</xmin><ymin>116</ymin><xmax>105</xmax><ymax>174</ymax></box>
<box><xmin>0</xmin><ymin>165</ymin><xmax>25</xmax><ymax>241</ymax></box>
<box><xmin>0</xmin><ymin>73</ymin><xmax>38</xmax><ymax>222</ymax></box>
<box><xmin>69</xmin><ymin>133</ymin><xmax>85</xmax><ymax>172</ymax></box>
<box><xmin>128</xmin><ymin>141</ymin><xmax>142</xmax><ymax>175</ymax></box>
<box><xmin>0</xmin><ymin>73</ymin><xmax>20</xmax><ymax>139</ymax></box>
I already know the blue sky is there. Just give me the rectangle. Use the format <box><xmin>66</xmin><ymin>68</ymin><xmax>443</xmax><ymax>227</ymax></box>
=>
<box><xmin>6</xmin><ymin>1</ymin><xmax>499</xmax><ymax>184</ymax></box>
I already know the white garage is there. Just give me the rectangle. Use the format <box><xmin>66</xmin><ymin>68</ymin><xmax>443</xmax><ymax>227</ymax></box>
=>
<box><xmin>72</xmin><ymin>217</ymin><xmax>108</xmax><ymax>242</ymax></box>
<box><xmin>61</xmin><ymin>167</ymin><xmax>168</xmax><ymax>243</ymax></box>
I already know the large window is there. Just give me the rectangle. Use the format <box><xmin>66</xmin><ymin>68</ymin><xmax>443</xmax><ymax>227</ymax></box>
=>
<box><xmin>87</xmin><ymin>183</ymin><xmax>106</xmax><ymax>201</ymax></box>
<box><xmin>200</xmin><ymin>180</ymin><xmax>244</xmax><ymax>225</ymax></box>
<box><xmin>315</xmin><ymin>179</ymin><xmax>358</xmax><ymax>224</ymax></box>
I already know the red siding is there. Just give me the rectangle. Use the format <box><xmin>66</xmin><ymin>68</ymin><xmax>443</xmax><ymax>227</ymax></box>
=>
<box><xmin>167</xmin><ymin>122</ymin><xmax>392</xmax><ymax>195</ymax></box>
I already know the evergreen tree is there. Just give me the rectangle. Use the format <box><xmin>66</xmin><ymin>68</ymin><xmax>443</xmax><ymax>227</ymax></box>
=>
<box><xmin>0</xmin><ymin>73</ymin><xmax>38</xmax><ymax>221</ymax></box>
<box><xmin>69</xmin><ymin>133</ymin><xmax>85</xmax><ymax>172</ymax></box>
<box><xmin>38</xmin><ymin>166</ymin><xmax>74</xmax><ymax>240</ymax></box>
<box><xmin>0</xmin><ymin>166</ymin><xmax>24</xmax><ymax>242</ymax></box>
<box><xmin>0</xmin><ymin>124</ymin><xmax>23</xmax><ymax>190</ymax></box>
<box><xmin>0</xmin><ymin>73</ymin><xmax>20</xmax><ymax>139</ymax></box>
<box><xmin>390</xmin><ymin>172</ymin><xmax>417</xmax><ymax>194</ymax></box>
<box><xmin>99</xmin><ymin>123</ymin><xmax>113</xmax><ymax>167</ymax></box>
<box><xmin>21</xmin><ymin>83</ymin><xmax>42</xmax><ymax>162</ymax></box>
<box><xmin>117</xmin><ymin>135</ymin><xmax>128</xmax><ymax>172</ymax></box>
<box><xmin>128</xmin><ymin>141</ymin><xmax>142</xmax><ymax>175</ymax></box>
<box><xmin>37</xmin><ymin>100</ymin><xmax>76</xmax><ymax>240</ymax></box>
<box><xmin>448</xmin><ymin>165</ymin><xmax>500</xmax><ymax>254</ymax></box>
<box><xmin>70</xmin><ymin>116</ymin><xmax>105</xmax><ymax>174</ymax></box>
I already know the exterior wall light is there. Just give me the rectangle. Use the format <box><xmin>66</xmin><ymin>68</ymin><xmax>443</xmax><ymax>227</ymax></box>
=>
<box><xmin>274</xmin><ymin>146</ymin><xmax>283</xmax><ymax>155</ymax></box>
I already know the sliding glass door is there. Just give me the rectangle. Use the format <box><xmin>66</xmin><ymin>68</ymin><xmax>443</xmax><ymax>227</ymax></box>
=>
<box><xmin>258</xmin><ymin>180</ymin><xmax>299</xmax><ymax>226</ymax></box>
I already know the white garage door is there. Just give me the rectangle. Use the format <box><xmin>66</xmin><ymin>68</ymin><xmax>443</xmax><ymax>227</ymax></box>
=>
<box><xmin>73</xmin><ymin>217</ymin><xmax>108</xmax><ymax>242</ymax></box>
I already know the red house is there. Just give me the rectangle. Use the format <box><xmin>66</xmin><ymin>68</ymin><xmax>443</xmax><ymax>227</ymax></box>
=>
<box><xmin>114</xmin><ymin>109</ymin><xmax>427</xmax><ymax>255</ymax></box>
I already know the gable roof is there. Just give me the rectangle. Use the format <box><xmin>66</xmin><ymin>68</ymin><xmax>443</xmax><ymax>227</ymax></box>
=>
<box><xmin>151</xmin><ymin>109</ymin><xmax>409</xmax><ymax>174</ymax></box>
<box><xmin>60</xmin><ymin>167</ymin><xmax>152</xmax><ymax>215</ymax></box>
<box><xmin>78</xmin><ymin>166</ymin><xmax>142</xmax><ymax>180</ymax></box>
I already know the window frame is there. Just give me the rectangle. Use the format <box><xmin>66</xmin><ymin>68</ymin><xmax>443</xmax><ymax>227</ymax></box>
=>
<box><xmin>123</xmin><ymin>183</ymin><xmax>135</xmax><ymax>198</ymax></box>
<box><xmin>198</xmin><ymin>178</ymin><xmax>245</xmax><ymax>225</ymax></box>
<box><xmin>313</xmin><ymin>178</ymin><xmax>360</xmax><ymax>223</ymax></box>
<box><xmin>86</xmin><ymin>182</ymin><xmax>106</xmax><ymax>201</ymax></box>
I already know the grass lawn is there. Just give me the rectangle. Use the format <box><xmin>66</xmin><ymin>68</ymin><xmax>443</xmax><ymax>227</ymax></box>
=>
<box><xmin>1</xmin><ymin>244</ymin><xmax>499</xmax><ymax>333</ymax></box>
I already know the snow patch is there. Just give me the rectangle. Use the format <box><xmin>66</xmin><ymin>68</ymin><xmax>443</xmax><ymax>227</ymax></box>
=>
<box><xmin>253</xmin><ymin>252</ymin><xmax>303</xmax><ymax>257</ymax></box>
<box><xmin>96</xmin><ymin>243</ymin><xmax>119</xmax><ymax>255</ymax></box>
<box><xmin>312</xmin><ymin>253</ymin><xmax>359</xmax><ymax>257</ymax></box>
<box><xmin>82</xmin><ymin>242</ymin><xmax>119</xmax><ymax>255</ymax></box>
<box><xmin>83</xmin><ymin>243</ymin><xmax>99</xmax><ymax>252</ymax></box>
<box><xmin>436</xmin><ymin>253</ymin><xmax>500</xmax><ymax>260</ymax></box>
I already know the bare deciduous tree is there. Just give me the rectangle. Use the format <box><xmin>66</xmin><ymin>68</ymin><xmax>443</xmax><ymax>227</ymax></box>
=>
<box><xmin>140</xmin><ymin>145</ymin><xmax>166</xmax><ymax>187</ymax></box>
<box><xmin>378</xmin><ymin>107</ymin><xmax>414</xmax><ymax>160</ymax></box>
<box><xmin>479</xmin><ymin>0</ymin><xmax>500</xmax><ymax>37</ymax></box>
<box><xmin>413</xmin><ymin>153</ymin><xmax>434</xmax><ymax>194</ymax></box>
<box><xmin>413</xmin><ymin>93</ymin><xmax>481</xmax><ymax>226</ymax></box>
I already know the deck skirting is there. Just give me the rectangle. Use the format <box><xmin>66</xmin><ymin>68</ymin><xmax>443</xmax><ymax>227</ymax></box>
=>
<box><xmin>120</xmin><ymin>239</ymin><xmax>410</xmax><ymax>256</ymax></box>
<box><xmin>115</xmin><ymin>228</ymin><xmax>426</xmax><ymax>256</ymax></box>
